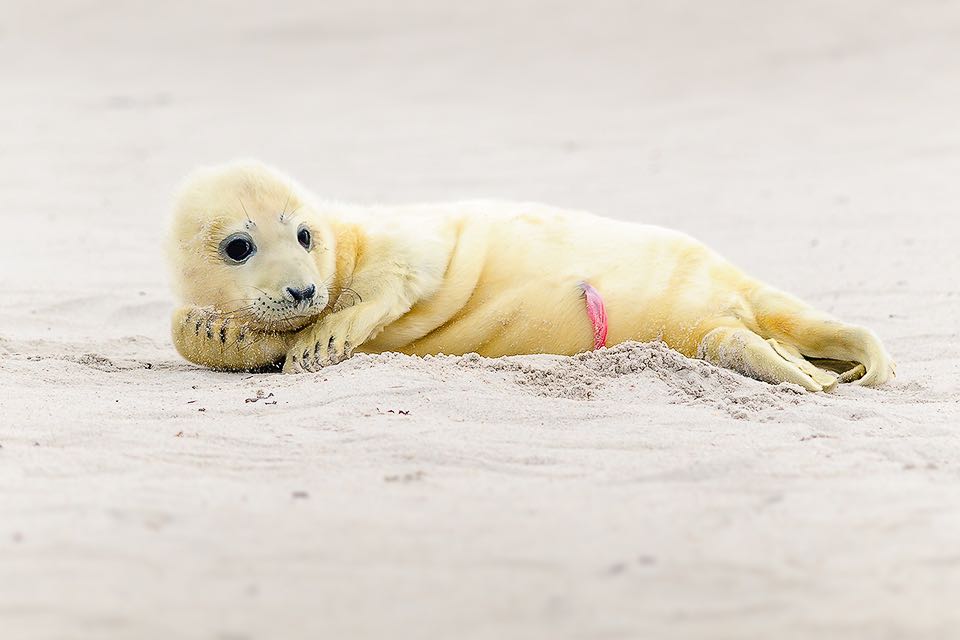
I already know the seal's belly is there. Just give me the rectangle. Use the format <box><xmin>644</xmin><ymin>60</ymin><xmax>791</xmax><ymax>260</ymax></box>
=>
<box><xmin>368</xmin><ymin>208</ymin><xmax>750</xmax><ymax>358</ymax></box>
<box><xmin>398</xmin><ymin>280</ymin><xmax>596</xmax><ymax>357</ymax></box>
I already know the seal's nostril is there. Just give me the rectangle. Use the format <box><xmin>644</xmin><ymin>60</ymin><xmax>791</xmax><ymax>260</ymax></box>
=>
<box><xmin>286</xmin><ymin>285</ymin><xmax>316</xmax><ymax>303</ymax></box>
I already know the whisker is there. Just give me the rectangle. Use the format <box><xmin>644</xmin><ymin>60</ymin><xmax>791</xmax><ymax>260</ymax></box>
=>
<box><xmin>238</xmin><ymin>197</ymin><xmax>254</xmax><ymax>228</ymax></box>
<box><xmin>340</xmin><ymin>287</ymin><xmax>363</xmax><ymax>303</ymax></box>
<box><xmin>239</xmin><ymin>333</ymin><xmax>270</xmax><ymax>354</ymax></box>
<box><xmin>278</xmin><ymin>313</ymin><xmax>297</xmax><ymax>331</ymax></box>
<box><xmin>284</xmin><ymin>204</ymin><xmax>304</xmax><ymax>222</ymax></box>
<box><xmin>217</xmin><ymin>298</ymin><xmax>257</xmax><ymax>307</ymax></box>
<box><xmin>280</xmin><ymin>188</ymin><xmax>292</xmax><ymax>223</ymax></box>
<box><xmin>219</xmin><ymin>309</ymin><xmax>256</xmax><ymax>320</ymax></box>
<box><xmin>218</xmin><ymin>303</ymin><xmax>257</xmax><ymax>315</ymax></box>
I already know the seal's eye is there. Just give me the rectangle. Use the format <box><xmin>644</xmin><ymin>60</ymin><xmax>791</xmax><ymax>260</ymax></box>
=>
<box><xmin>219</xmin><ymin>233</ymin><xmax>256</xmax><ymax>264</ymax></box>
<box><xmin>226</xmin><ymin>238</ymin><xmax>253</xmax><ymax>261</ymax></box>
<box><xmin>297</xmin><ymin>225</ymin><xmax>312</xmax><ymax>250</ymax></box>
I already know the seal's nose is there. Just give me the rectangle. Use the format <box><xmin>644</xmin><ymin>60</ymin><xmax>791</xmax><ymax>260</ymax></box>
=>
<box><xmin>286</xmin><ymin>284</ymin><xmax>316</xmax><ymax>302</ymax></box>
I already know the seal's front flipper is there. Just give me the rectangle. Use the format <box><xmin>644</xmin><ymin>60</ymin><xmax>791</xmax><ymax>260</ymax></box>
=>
<box><xmin>171</xmin><ymin>306</ymin><xmax>290</xmax><ymax>371</ymax></box>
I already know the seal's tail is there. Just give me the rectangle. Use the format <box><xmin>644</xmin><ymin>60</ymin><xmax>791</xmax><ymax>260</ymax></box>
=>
<box><xmin>745</xmin><ymin>284</ymin><xmax>895</xmax><ymax>387</ymax></box>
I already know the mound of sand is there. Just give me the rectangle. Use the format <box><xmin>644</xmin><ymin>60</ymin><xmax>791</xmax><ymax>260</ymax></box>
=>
<box><xmin>346</xmin><ymin>341</ymin><xmax>808</xmax><ymax>417</ymax></box>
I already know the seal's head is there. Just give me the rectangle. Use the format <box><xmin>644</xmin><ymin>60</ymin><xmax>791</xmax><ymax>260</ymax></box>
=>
<box><xmin>168</xmin><ymin>161</ymin><xmax>337</xmax><ymax>332</ymax></box>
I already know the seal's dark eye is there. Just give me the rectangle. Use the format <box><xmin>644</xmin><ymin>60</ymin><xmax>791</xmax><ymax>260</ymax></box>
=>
<box><xmin>297</xmin><ymin>226</ymin><xmax>312</xmax><ymax>250</ymax></box>
<box><xmin>219</xmin><ymin>233</ymin><xmax>256</xmax><ymax>264</ymax></box>
<box><xmin>226</xmin><ymin>238</ymin><xmax>253</xmax><ymax>261</ymax></box>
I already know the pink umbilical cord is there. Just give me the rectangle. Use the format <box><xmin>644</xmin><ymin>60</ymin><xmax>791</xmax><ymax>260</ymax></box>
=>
<box><xmin>579</xmin><ymin>282</ymin><xmax>608</xmax><ymax>350</ymax></box>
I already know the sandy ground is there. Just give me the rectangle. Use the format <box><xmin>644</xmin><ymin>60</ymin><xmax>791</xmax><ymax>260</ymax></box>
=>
<box><xmin>2</xmin><ymin>1</ymin><xmax>960</xmax><ymax>638</ymax></box>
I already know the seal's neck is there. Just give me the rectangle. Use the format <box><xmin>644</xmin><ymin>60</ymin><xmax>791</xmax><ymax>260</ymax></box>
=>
<box><xmin>326</xmin><ymin>217</ymin><xmax>365</xmax><ymax>303</ymax></box>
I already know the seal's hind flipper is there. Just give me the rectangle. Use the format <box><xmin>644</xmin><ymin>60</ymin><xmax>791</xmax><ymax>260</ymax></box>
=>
<box><xmin>766</xmin><ymin>338</ymin><xmax>838</xmax><ymax>391</ymax></box>
<box><xmin>836</xmin><ymin>363</ymin><xmax>867</xmax><ymax>384</ymax></box>
<box><xmin>747</xmin><ymin>285</ymin><xmax>895</xmax><ymax>387</ymax></box>
<box><xmin>807</xmin><ymin>357</ymin><xmax>867</xmax><ymax>385</ymax></box>
<box><xmin>698</xmin><ymin>324</ymin><xmax>824</xmax><ymax>391</ymax></box>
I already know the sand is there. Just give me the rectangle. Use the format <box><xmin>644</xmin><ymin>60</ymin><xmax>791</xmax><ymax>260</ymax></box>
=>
<box><xmin>2</xmin><ymin>1</ymin><xmax>960</xmax><ymax>638</ymax></box>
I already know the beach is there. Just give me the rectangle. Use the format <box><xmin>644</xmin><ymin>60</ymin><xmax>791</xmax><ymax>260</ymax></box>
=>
<box><xmin>2</xmin><ymin>1</ymin><xmax>960</xmax><ymax>638</ymax></box>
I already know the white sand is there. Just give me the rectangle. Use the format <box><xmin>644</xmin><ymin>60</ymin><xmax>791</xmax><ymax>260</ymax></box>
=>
<box><xmin>2</xmin><ymin>1</ymin><xmax>960</xmax><ymax>638</ymax></box>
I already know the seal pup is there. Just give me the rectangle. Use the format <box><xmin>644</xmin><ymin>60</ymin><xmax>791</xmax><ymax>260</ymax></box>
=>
<box><xmin>167</xmin><ymin>161</ymin><xmax>895</xmax><ymax>391</ymax></box>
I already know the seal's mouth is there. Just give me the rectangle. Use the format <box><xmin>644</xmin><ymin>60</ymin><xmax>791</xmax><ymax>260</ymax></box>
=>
<box><xmin>254</xmin><ymin>303</ymin><xmax>326</xmax><ymax>333</ymax></box>
<box><xmin>217</xmin><ymin>291</ymin><xmax>329</xmax><ymax>333</ymax></box>
<box><xmin>260</xmin><ymin>312</ymin><xmax>318</xmax><ymax>333</ymax></box>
